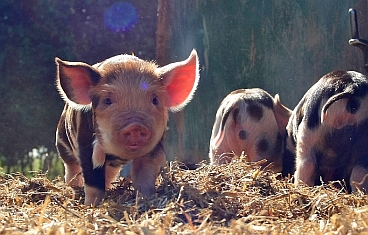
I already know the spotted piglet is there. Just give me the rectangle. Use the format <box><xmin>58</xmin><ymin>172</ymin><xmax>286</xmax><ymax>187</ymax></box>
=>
<box><xmin>286</xmin><ymin>70</ymin><xmax>368</xmax><ymax>192</ymax></box>
<box><xmin>55</xmin><ymin>50</ymin><xmax>199</xmax><ymax>205</ymax></box>
<box><xmin>209</xmin><ymin>88</ymin><xmax>291</xmax><ymax>172</ymax></box>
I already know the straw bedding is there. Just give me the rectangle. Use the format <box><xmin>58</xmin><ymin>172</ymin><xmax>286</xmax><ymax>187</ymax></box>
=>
<box><xmin>1</xmin><ymin>154</ymin><xmax>368</xmax><ymax>234</ymax></box>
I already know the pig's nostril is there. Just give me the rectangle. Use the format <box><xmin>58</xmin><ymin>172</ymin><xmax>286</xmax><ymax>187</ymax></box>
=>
<box><xmin>124</xmin><ymin>129</ymin><xmax>146</xmax><ymax>137</ymax></box>
<box><xmin>124</xmin><ymin>133</ymin><xmax>131</xmax><ymax>138</ymax></box>
<box><xmin>121</xmin><ymin>123</ymin><xmax>152</xmax><ymax>142</ymax></box>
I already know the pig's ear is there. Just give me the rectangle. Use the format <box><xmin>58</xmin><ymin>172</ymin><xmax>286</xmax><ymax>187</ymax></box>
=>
<box><xmin>56</xmin><ymin>58</ymin><xmax>100</xmax><ymax>107</ymax></box>
<box><xmin>158</xmin><ymin>50</ymin><xmax>200</xmax><ymax>112</ymax></box>
<box><xmin>321</xmin><ymin>92</ymin><xmax>356</xmax><ymax>128</ymax></box>
<box><xmin>273</xmin><ymin>94</ymin><xmax>292</xmax><ymax>136</ymax></box>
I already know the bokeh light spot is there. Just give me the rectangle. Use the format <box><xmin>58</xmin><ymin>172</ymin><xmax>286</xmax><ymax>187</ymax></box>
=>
<box><xmin>104</xmin><ymin>2</ymin><xmax>138</xmax><ymax>32</ymax></box>
<box><xmin>140</xmin><ymin>81</ymin><xmax>149</xmax><ymax>91</ymax></box>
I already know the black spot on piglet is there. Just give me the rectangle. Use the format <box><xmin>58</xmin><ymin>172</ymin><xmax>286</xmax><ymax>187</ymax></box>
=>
<box><xmin>247</xmin><ymin>103</ymin><xmax>263</xmax><ymax>121</ymax></box>
<box><xmin>256</xmin><ymin>138</ymin><xmax>269</xmax><ymax>153</ymax></box>
<box><xmin>239</xmin><ymin>130</ymin><xmax>247</xmax><ymax>140</ymax></box>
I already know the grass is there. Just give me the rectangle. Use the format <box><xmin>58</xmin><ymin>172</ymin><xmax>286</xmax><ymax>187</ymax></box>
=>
<box><xmin>1</xmin><ymin>156</ymin><xmax>368</xmax><ymax>234</ymax></box>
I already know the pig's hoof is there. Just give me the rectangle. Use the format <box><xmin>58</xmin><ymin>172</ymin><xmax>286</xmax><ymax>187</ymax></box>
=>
<box><xmin>66</xmin><ymin>173</ymin><xmax>84</xmax><ymax>187</ymax></box>
<box><xmin>84</xmin><ymin>185</ymin><xmax>105</xmax><ymax>206</ymax></box>
<box><xmin>136</xmin><ymin>185</ymin><xmax>155</xmax><ymax>197</ymax></box>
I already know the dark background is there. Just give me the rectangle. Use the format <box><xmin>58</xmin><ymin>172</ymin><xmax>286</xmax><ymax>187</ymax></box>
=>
<box><xmin>0</xmin><ymin>0</ymin><xmax>366</xmax><ymax>176</ymax></box>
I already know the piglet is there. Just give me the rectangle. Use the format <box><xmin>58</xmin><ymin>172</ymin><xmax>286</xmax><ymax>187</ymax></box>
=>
<box><xmin>286</xmin><ymin>70</ymin><xmax>368</xmax><ymax>192</ymax></box>
<box><xmin>209</xmin><ymin>88</ymin><xmax>291</xmax><ymax>172</ymax></box>
<box><xmin>55</xmin><ymin>50</ymin><xmax>199</xmax><ymax>205</ymax></box>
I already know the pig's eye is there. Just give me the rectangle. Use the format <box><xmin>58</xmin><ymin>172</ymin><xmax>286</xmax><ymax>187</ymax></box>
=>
<box><xmin>104</xmin><ymin>98</ymin><xmax>112</xmax><ymax>105</ymax></box>
<box><xmin>152</xmin><ymin>96</ymin><xmax>159</xmax><ymax>106</ymax></box>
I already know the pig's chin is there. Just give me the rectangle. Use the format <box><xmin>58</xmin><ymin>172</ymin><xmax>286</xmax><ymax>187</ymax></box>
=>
<box><xmin>106</xmin><ymin>145</ymin><xmax>151</xmax><ymax>160</ymax></box>
<box><xmin>115</xmin><ymin>141</ymin><xmax>156</xmax><ymax>159</ymax></box>
<box><xmin>120</xmin><ymin>135</ymin><xmax>155</xmax><ymax>154</ymax></box>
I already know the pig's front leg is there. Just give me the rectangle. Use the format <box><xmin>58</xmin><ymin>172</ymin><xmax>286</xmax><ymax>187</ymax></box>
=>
<box><xmin>294</xmin><ymin>124</ymin><xmax>319</xmax><ymax>186</ymax></box>
<box><xmin>294</xmin><ymin>157</ymin><xmax>316</xmax><ymax>186</ymax></box>
<box><xmin>85</xmin><ymin>153</ymin><xmax>128</xmax><ymax>205</ymax></box>
<box><xmin>84</xmin><ymin>183</ymin><xmax>105</xmax><ymax>206</ymax></box>
<box><xmin>350</xmin><ymin>165</ymin><xmax>368</xmax><ymax>193</ymax></box>
<box><xmin>131</xmin><ymin>146</ymin><xmax>166</xmax><ymax>196</ymax></box>
<box><xmin>64</xmin><ymin>162</ymin><xmax>84</xmax><ymax>187</ymax></box>
<box><xmin>78</xmin><ymin>145</ymin><xmax>106</xmax><ymax>206</ymax></box>
<box><xmin>104</xmin><ymin>154</ymin><xmax>129</xmax><ymax>189</ymax></box>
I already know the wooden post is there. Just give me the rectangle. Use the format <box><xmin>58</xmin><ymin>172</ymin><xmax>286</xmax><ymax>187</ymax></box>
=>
<box><xmin>156</xmin><ymin>0</ymin><xmax>171</xmax><ymax>65</ymax></box>
<box><xmin>156</xmin><ymin>0</ymin><xmax>185</xmax><ymax>162</ymax></box>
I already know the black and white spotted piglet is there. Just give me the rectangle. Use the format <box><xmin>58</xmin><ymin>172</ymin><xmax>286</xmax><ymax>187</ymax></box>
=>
<box><xmin>209</xmin><ymin>88</ymin><xmax>291</xmax><ymax>173</ymax></box>
<box><xmin>286</xmin><ymin>70</ymin><xmax>368</xmax><ymax>192</ymax></box>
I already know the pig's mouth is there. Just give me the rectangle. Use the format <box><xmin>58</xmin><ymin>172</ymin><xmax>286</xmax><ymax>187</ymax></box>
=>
<box><xmin>125</xmin><ymin>140</ymin><xmax>147</xmax><ymax>150</ymax></box>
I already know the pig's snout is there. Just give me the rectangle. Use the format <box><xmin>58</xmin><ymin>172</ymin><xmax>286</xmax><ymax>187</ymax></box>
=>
<box><xmin>121</xmin><ymin>123</ymin><xmax>152</xmax><ymax>150</ymax></box>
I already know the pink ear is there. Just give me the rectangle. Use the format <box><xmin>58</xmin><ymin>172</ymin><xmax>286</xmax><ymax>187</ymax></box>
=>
<box><xmin>159</xmin><ymin>50</ymin><xmax>199</xmax><ymax>112</ymax></box>
<box><xmin>213</xmin><ymin>130</ymin><xmax>225</xmax><ymax>149</ymax></box>
<box><xmin>321</xmin><ymin>98</ymin><xmax>356</xmax><ymax>129</ymax></box>
<box><xmin>273</xmin><ymin>94</ymin><xmax>292</xmax><ymax>136</ymax></box>
<box><xmin>56</xmin><ymin>58</ymin><xmax>99</xmax><ymax>105</ymax></box>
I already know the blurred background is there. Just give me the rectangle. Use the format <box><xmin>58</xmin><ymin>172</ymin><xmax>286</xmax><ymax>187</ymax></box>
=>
<box><xmin>0</xmin><ymin>0</ymin><xmax>367</xmax><ymax>178</ymax></box>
